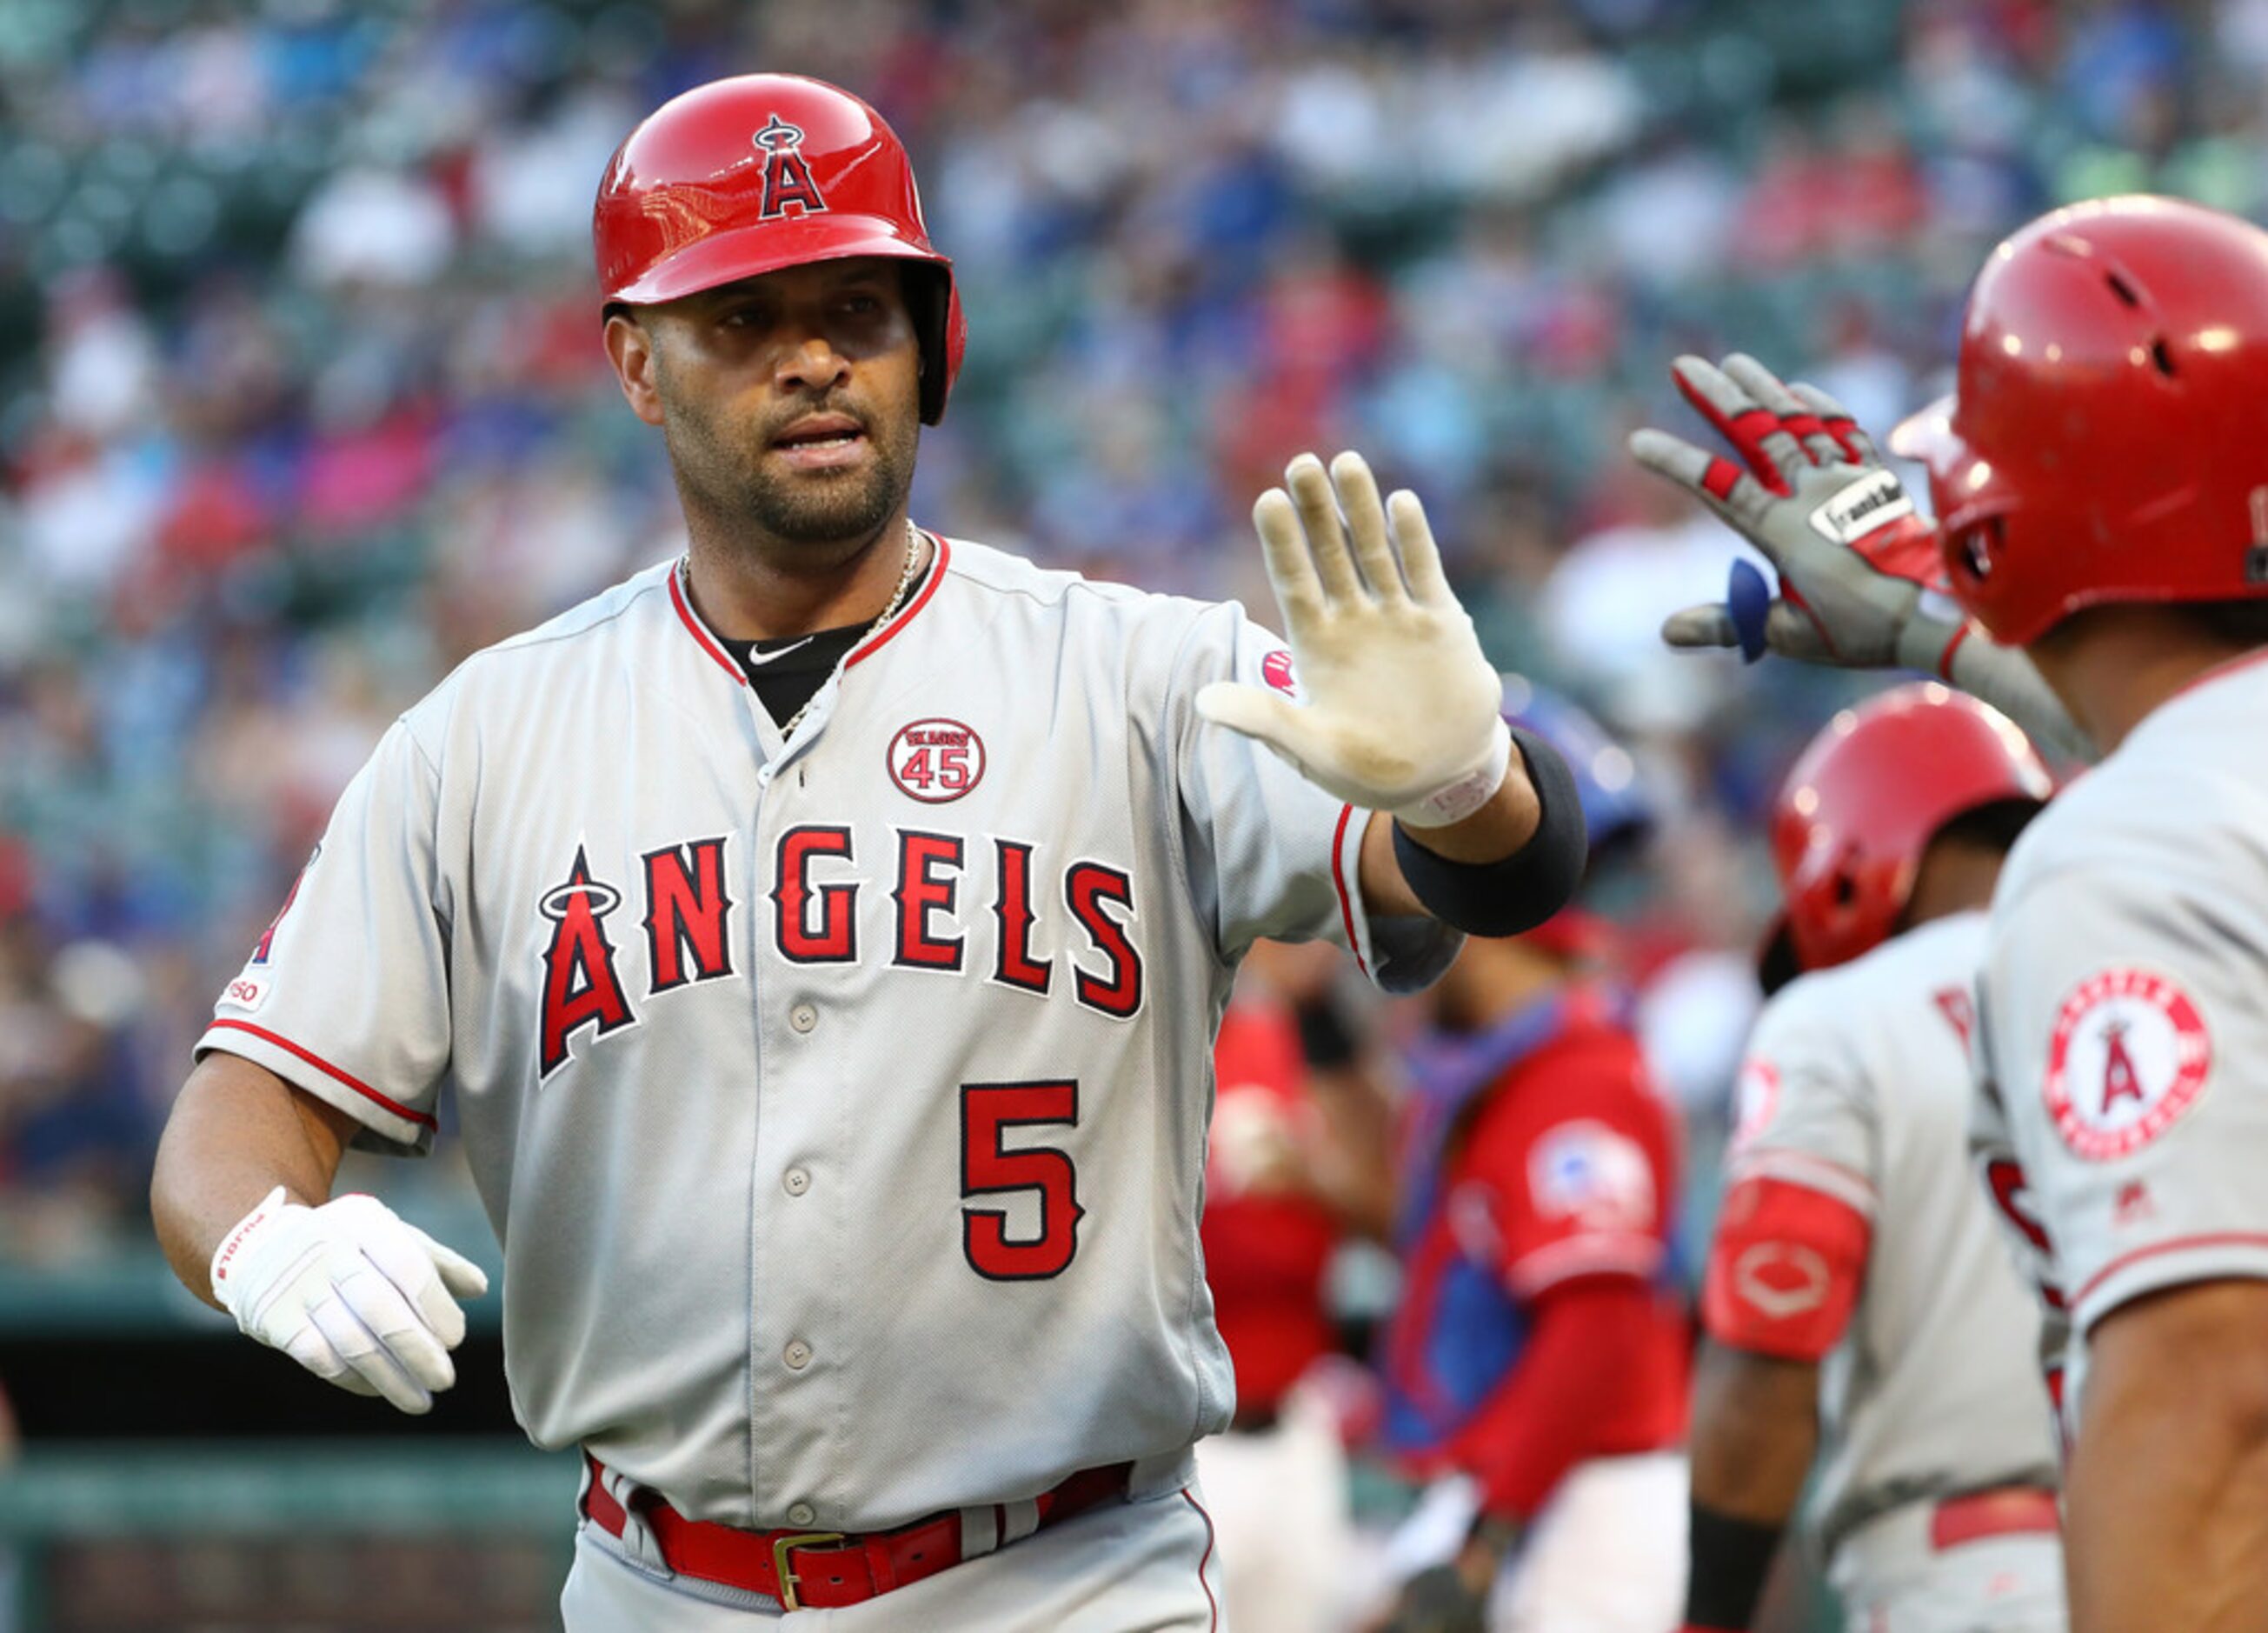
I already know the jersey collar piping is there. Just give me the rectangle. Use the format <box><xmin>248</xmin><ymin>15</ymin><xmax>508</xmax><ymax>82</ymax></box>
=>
<box><xmin>2159</xmin><ymin>642</ymin><xmax>2268</xmax><ymax>713</ymax></box>
<box><xmin>667</xmin><ymin>560</ymin><xmax>748</xmax><ymax>687</ymax></box>
<box><xmin>664</xmin><ymin>531</ymin><xmax>950</xmax><ymax>687</ymax></box>
<box><xmin>847</xmin><ymin>531</ymin><xmax>948</xmax><ymax>670</ymax></box>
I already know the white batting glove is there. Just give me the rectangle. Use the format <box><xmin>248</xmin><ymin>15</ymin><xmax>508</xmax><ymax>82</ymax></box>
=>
<box><xmin>1631</xmin><ymin>355</ymin><xmax>2092</xmax><ymax>761</ymax></box>
<box><xmin>1198</xmin><ymin>451</ymin><xmax>1511</xmax><ymax>828</ymax></box>
<box><xmin>210</xmin><ymin>1186</ymin><xmax>489</xmax><ymax>1416</ymax></box>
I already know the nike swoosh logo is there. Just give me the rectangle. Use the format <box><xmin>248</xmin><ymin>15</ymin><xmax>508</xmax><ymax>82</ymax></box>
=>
<box><xmin>742</xmin><ymin>637</ymin><xmax>816</xmax><ymax>666</ymax></box>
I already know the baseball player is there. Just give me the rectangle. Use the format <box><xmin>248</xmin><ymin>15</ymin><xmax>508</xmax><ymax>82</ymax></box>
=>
<box><xmin>1372</xmin><ymin>690</ymin><xmax>1688</xmax><ymax>1633</ymax></box>
<box><xmin>145</xmin><ymin>74</ymin><xmax>1591</xmax><ymax>1630</ymax></box>
<box><xmin>1684</xmin><ymin>684</ymin><xmax>2064</xmax><ymax>1633</ymax></box>
<box><xmin>1635</xmin><ymin>197</ymin><xmax>2268</xmax><ymax>1630</ymax></box>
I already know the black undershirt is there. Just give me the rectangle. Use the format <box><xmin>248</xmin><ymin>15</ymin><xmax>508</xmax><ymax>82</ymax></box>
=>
<box><xmin>718</xmin><ymin>624</ymin><xmax>868</xmax><ymax>730</ymax></box>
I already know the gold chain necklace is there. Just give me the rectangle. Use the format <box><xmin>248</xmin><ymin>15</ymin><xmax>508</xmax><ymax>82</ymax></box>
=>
<box><xmin>775</xmin><ymin>520</ymin><xmax>924</xmax><ymax>739</ymax></box>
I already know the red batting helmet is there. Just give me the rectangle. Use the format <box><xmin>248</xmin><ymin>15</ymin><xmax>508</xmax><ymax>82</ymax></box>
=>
<box><xmin>1892</xmin><ymin>196</ymin><xmax>2268</xmax><ymax>646</ymax></box>
<box><xmin>593</xmin><ymin>74</ymin><xmax>966</xmax><ymax>424</ymax></box>
<box><xmin>1770</xmin><ymin>683</ymin><xmax>2052</xmax><ymax>974</ymax></box>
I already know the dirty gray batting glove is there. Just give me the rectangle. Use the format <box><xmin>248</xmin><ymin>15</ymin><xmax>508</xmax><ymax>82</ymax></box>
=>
<box><xmin>1630</xmin><ymin>354</ymin><xmax>2090</xmax><ymax>759</ymax></box>
<box><xmin>1198</xmin><ymin>450</ymin><xmax>1512</xmax><ymax>827</ymax></box>
<box><xmin>210</xmin><ymin>1186</ymin><xmax>489</xmax><ymax>1415</ymax></box>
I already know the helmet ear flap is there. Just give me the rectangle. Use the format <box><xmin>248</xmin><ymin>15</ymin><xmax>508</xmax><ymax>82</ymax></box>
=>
<box><xmin>902</xmin><ymin>263</ymin><xmax>957</xmax><ymax>425</ymax></box>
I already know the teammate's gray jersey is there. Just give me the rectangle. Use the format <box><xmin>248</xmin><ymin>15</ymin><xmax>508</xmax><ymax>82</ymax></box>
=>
<box><xmin>1976</xmin><ymin>653</ymin><xmax>2268</xmax><ymax>1424</ymax></box>
<box><xmin>198</xmin><ymin>537</ymin><xmax>1459</xmax><ymax>1530</ymax></box>
<box><xmin>1729</xmin><ymin>912</ymin><xmax>2058</xmax><ymax>1562</ymax></box>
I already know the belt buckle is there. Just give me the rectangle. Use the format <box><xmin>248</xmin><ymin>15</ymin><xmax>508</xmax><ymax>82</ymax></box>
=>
<box><xmin>772</xmin><ymin>1530</ymin><xmax>847</xmax><ymax>1612</ymax></box>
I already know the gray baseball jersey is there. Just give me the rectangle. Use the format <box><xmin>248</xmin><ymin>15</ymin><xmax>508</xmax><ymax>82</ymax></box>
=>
<box><xmin>1974</xmin><ymin>652</ymin><xmax>2268</xmax><ymax>1423</ymax></box>
<box><xmin>198</xmin><ymin>537</ymin><xmax>1460</xmax><ymax>1530</ymax></box>
<box><xmin>1726</xmin><ymin>911</ymin><xmax>2058</xmax><ymax>1565</ymax></box>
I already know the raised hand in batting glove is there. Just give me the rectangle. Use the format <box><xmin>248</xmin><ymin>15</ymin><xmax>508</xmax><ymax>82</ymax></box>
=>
<box><xmin>210</xmin><ymin>1186</ymin><xmax>489</xmax><ymax>1415</ymax></box>
<box><xmin>1631</xmin><ymin>354</ymin><xmax>2090</xmax><ymax>760</ymax></box>
<box><xmin>1199</xmin><ymin>451</ymin><xmax>1511</xmax><ymax>828</ymax></box>
<box><xmin>1633</xmin><ymin>353</ymin><xmax>1951</xmax><ymax>667</ymax></box>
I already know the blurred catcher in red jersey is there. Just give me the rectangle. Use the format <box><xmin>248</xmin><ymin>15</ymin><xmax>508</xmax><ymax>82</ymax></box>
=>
<box><xmin>1371</xmin><ymin>689</ymin><xmax>1688</xmax><ymax>1633</ymax></box>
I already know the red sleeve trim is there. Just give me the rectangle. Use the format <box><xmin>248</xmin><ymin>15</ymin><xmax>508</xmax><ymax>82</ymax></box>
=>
<box><xmin>847</xmin><ymin>534</ymin><xmax>951</xmax><ymax>669</ymax></box>
<box><xmin>666</xmin><ymin>562</ymin><xmax>748</xmax><ymax>687</ymax></box>
<box><xmin>1506</xmin><ymin>1233</ymin><xmax>1664</xmax><ymax>1298</ymax></box>
<box><xmin>206</xmin><ymin>1019</ymin><xmax>439</xmax><ymax>1130</ymax></box>
<box><xmin>1936</xmin><ymin>621</ymin><xmax>1972</xmax><ymax>681</ymax></box>
<box><xmin>1701</xmin><ymin>1175</ymin><xmax>1870</xmax><ymax>1361</ymax></box>
<box><xmin>2072</xmin><ymin>1231</ymin><xmax>2268</xmax><ymax>1317</ymax></box>
<box><xmin>1726</xmin><ymin>1147</ymin><xmax>1877</xmax><ymax>1217</ymax></box>
<box><xmin>1329</xmin><ymin>803</ymin><xmax>1370</xmax><ymax>980</ymax></box>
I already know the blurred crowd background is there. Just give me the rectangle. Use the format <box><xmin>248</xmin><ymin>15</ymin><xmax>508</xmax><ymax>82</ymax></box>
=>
<box><xmin>4</xmin><ymin>0</ymin><xmax>2254</xmax><ymax>1259</ymax></box>
<box><xmin>0</xmin><ymin>0</ymin><xmax>2257</xmax><ymax>1621</ymax></box>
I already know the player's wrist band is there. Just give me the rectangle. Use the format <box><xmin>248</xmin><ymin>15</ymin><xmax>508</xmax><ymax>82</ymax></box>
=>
<box><xmin>1393</xmin><ymin>717</ymin><xmax>1514</xmax><ymax>829</ymax></box>
<box><xmin>1389</xmin><ymin>724</ymin><xmax>1587</xmax><ymax>937</ymax></box>
<box><xmin>209</xmin><ymin>1184</ymin><xmax>290</xmax><ymax>1315</ymax></box>
<box><xmin>1683</xmin><ymin>1502</ymin><xmax>1783</xmax><ymax>1633</ymax></box>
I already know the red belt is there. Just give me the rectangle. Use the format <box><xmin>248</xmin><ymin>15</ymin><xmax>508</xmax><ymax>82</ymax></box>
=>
<box><xmin>1928</xmin><ymin>1486</ymin><xmax>2060</xmax><ymax>1552</ymax></box>
<box><xmin>581</xmin><ymin>1456</ymin><xmax>1133</xmax><ymax>1611</ymax></box>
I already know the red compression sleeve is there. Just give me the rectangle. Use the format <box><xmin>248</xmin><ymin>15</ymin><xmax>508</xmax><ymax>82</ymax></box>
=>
<box><xmin>1700</xmin><ymin>1174</ymin><xmax>1871</xmax><ymax>1363</ymax></box>
<box><xmin>1448</xmin><ymin>1276</ymin><xmax>1662</xmax><ymax>1521</ymax></box>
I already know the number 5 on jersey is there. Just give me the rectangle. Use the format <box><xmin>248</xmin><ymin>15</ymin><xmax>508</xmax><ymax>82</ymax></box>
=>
<box><xmin>961</xmin><ymin>1081</ymin><xmax>1083</xmax><ymax>1279</ymax></box>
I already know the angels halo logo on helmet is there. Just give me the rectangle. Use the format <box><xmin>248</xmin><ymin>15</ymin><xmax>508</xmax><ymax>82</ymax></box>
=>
<box><xmin>592</xmin><ymin>73</ymin><xmax>968</xmax><ymax>425</ymax></box>
<box><xmin>750</xmin><ymin>114</ymin><xmax>828</xmax><ymax>220</ymax></box>
<box><xmin>1891</xmin><ymin>196</ymin><xmax>2268</xmax><ymax>646</ymax></box>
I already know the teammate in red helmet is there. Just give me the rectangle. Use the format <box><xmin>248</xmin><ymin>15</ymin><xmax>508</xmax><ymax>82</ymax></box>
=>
<box><xmin>150</xmin><ymin>73</ymin><xmax>1589</xmax><ymax>1630</ymax></box>
<box><xmin>1639</xmin><ymin>195</ymin><xmax>2268</xmax><ymax>1629</ymax></box>
<box><xmin>1684</xmin><ymin>685</ymin><xmax>2064</xmax><ymax>1633</ymax></box>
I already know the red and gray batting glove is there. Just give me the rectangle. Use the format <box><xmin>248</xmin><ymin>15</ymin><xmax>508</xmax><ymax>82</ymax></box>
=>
<box><xmin>1631</xmin><ymin>354</ymin><xmax>2091</xmax><ymax>760</ymax></box>
<box><xmin>1632</xmin><ymin>353</ymin><xmax>1951</xmax><ymax>667</ymax></box>
<box><xmin>211</xmin><ymin>1186</ymin><xmax>489</xmax><ymax>1415</ymax></box>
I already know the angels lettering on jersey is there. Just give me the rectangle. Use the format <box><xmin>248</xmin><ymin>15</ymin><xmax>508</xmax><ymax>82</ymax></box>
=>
<box><xmin>533</xmin><ymin>828</ymin><xmax>1145</xmax><ymax>1079</ymax></box>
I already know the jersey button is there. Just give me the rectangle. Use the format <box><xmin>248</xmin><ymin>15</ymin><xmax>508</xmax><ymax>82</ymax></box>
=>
<box><xmin>757</xmin><ymin>764</ymin><xmax>775</xmax><ymax>788</ymax></box>
<box><xmin>789</xmin><ymin>1003</ymin><xmax>818</xmax><ymax>1034</ymax></box>
<box><xmin>787</xmin><ymin>1503</ymin><xmax>816</xmax><ymax>1526</ymax></box>
<box><xmin>783</xmin><ymin>1340</ymin><xmax>813</xmax><ymax>1371</ymax></box>
<box><xmin>783</xmin><ymin>1167</ymin><xmax>811</xmax><ymax>1196</ymax></box>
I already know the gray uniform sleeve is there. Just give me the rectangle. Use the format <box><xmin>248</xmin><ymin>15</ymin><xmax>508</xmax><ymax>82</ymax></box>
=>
<box><xmin>195</xmin><ymin>717</ymin><xmax>451</xmax><ymax>1154</ymax></box>
<box><xmin>1166</xmin><ymin>600</ymin><xmax>1460</xmax><ymax>992</ymax></box>
<box><xmin>1726</xmin><ymin>980</ymin><xmax>1879</xmax><ymax>1218</ymax></box>
<box><xmin>1980</xmin><ymin>863</ymin><xmax>2268</xmax><ymax>1335</ymax></box>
